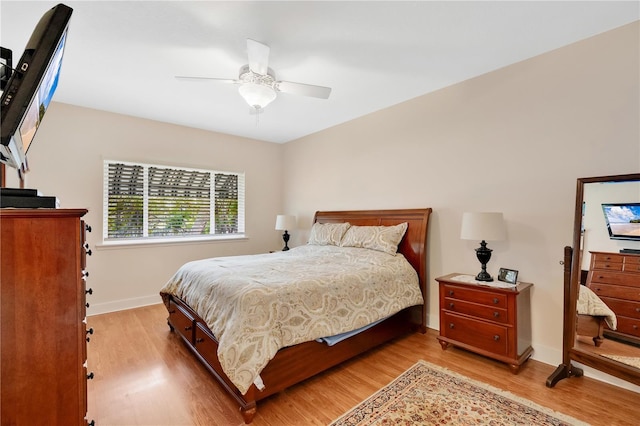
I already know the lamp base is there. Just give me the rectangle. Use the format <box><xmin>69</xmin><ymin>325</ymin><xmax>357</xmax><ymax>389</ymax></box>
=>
<box><xmin>475</xmin><ymin>240</ymin><xmax>493</xmax><ymax>282</ymax></box>
<box><xmin>475</xmin><ymin>270</ymin><xmax>494</xmax><ymax>282</ymax></box>
<box><xmin>282</xmin><ymin>230</ymin><xmax>290</xmax><ymax>251</ymax></box>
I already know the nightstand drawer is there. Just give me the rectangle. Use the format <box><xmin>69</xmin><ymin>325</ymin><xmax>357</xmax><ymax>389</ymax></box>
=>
<box><xmin>442</xmin><ymin>312</ymin><xmax>508</xmax><ymax>356</ymax></box>
<box><xmin>442</xmin><ymin>284</ymin><xmax>507</xmax><ymax>308</ymax></box>
<box><xmin>444</xmin><ymin>297</ymin><xmax>509</xmax><ymax>324</ymax></box>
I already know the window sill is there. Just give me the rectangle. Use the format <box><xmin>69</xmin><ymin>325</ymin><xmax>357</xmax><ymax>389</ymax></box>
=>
<box><xmin>96</xmin><ymin>234</ymin><xmax>248</xmax><ymax>249</ymax></box>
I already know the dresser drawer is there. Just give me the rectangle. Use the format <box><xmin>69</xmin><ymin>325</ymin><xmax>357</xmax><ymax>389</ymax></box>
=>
<box><xmin>442</xmin><ymin>312</ymin><xmax>508</xmax><ymax>356</ymax></box>
<box><xmin>623</xmin><ymin>262</ymin><xmax>640</xmax><ymax>273</ymax></box>
<box><xmin>589</xmin><ymin>283</ymin><xmax>640</xmax><ymax>302</ymax></box>
<box><xmin>592</xmin><ymin>260</ymin><xmax>623</xmax><ymax>271</ymax></box>
<box><xmin>168</xmin><ymin>300</ymin><xmax>195</xmax><ymax>344</ymax></box>
<box><xmin>623</xmin><ymin>255</ymin><xmax>640</xmax><ymax>265</ymax></box>
<box><xmin>588</xmin><ymin>271</ymin><xmax>640</xmax><ymax>288</ymax></box>
<box><xmin>441</xmin><ymin>284</ymin><xmax>507</xmax><ymax>308</ymax></box>
<box><xmin>616</xmin><ymin>316</ymin><xmax>640</xmax><ymax>337</ymax></box>
<box><xmin>600</xmin><ymin>297</ymin><xmax>640</xmax><ymax>319</ymax></box>
<box><xmin>444</xmin><ymin>297</ymin><xmax>509</xmax><ymax>324</ymax></box>
<box><xmin>592</xmin><ymin>252</ymin><xmax>624</xmax><ymax>263</ymax></box>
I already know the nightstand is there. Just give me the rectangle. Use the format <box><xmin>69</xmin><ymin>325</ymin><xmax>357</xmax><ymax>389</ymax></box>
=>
<box><xmin>436</xmin><ymin>273</ymin><xmax>533</xmax><ymax>373</ymax></box>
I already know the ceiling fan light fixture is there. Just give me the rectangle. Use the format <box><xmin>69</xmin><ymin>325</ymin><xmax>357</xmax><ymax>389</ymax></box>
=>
<box><xmin>238</xmin><ymin>82</ymin><xmax>277</xmax><ymax>109</ymax></box>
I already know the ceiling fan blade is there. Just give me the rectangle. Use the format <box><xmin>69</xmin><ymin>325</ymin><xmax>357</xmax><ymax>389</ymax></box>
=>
<box><xmin>276</xmin><ymin>81</ymin><xmax>331</xmax><ymax>99</ymax></box>
<box><xmin>247</xmin><ymin>39</ymin><xmax>270</xmax><ymax>75</ymax></box>
<box><xmin>175</xmin><ymin>76</ymin><xmax>237</xmax><ymax>83</ymax></box>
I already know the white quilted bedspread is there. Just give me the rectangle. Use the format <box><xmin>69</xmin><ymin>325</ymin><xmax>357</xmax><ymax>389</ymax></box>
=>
<box><xmin>577</xmin><ymin>285</ymin><xmax>617</xmax><ymax>330</ymax></box>
<box><xmin>160</xmin><ymin>245</ymin><xmax>423</xmax><ymax>394</ymax></box>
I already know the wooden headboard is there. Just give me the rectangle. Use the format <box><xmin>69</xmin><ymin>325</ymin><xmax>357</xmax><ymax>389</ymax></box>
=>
<box><xmin>314</xmin><ymin>208</ymin><xmax>432</xmax><ymax>330</ymax></box>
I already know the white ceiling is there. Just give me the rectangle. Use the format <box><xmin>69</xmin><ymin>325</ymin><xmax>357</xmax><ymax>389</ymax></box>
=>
<box><xmin>1</xmin><ymin>1</ymin><xmax>638</xmax><ymax>143</ymax></box>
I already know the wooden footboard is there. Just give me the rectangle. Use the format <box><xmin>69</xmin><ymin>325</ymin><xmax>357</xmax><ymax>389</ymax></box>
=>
<box><xmin>161</xmin><ymin>208</ymin><xmax>432</xmax><ymax>423</ymax></box>
<box><xmin>162</xmin><ymin>293</ymin><xmax>421</xmax><ymax>423</ymax></box>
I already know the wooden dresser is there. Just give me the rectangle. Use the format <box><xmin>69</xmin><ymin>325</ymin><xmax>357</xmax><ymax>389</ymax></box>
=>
<box><xmin>586</xmin><ymin>251</ymin><xmax>640</xmax><ymax>345</ymax></box>
<box><xmin>0</xmin><ymin>209</ymin><xmax>94</xmax><ymax>425</ymax></box>
<box><xmin>436</xmin><ymin>273</ymin><xmax>533</xmax><ymax>373</ymax></box>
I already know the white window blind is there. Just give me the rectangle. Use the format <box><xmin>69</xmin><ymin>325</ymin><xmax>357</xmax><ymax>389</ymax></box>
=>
<box><xmin>104</xmin><ymin>160</ymin><xmax>245</xmax><ymax>242</ymax></box>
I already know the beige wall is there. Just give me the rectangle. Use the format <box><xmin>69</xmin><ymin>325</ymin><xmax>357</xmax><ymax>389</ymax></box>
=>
<box><xmin>282</xmin><ymin>21</ymin><xmax>639</xmax><ymax>371</ymax></box>
<box><xmin>5</xmin><ymin>103</ymin><xmax>284</xmax><ymax>313</ymax></box>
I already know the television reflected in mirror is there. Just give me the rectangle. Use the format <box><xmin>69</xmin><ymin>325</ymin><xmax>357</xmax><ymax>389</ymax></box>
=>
<box><xmin>601</xmin><ymin>203</ymin><xmax>640</xmax><ymax>242</ymax></box>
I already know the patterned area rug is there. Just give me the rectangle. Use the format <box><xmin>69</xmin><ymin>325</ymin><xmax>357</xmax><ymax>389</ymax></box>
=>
<box><xmin>330</xmin><ymin>360</ymin><xmax>589</xmax><ymax>425</ymax></box>
<box><xmin>601</xmin><ymin>354</ymin><xmax>640</xmax><ymax>369</ymax></box>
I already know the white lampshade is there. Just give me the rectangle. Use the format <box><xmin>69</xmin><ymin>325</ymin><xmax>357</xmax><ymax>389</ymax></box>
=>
<box><xmin>460</xmin><ymin>212</ymin><xmax>506</xmax><ymax>241</ymax></box>
<box><xmin>275</xmin><ymin>215</ymin><xmax>296</xmax><ymax>231</ymax></box>
<box><xmin>239</xmin><ymin>83</ymin><xmax>277</xmax><ymax>109</ymax></box>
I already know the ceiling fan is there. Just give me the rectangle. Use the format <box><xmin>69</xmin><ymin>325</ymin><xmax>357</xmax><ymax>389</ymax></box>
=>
<box><xmin>176</xmin><ymin>39</ymin><xmax>331</xmax><ymax>112</ymax></box>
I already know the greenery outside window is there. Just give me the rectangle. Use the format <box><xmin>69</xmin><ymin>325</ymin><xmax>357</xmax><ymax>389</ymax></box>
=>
<box><xmin>103</xmin><ymin>160</ymin><xmax>245</xmax><ymax>243</ymax></box>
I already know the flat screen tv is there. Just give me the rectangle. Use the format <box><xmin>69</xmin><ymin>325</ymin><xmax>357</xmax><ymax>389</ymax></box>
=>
<box><xmin>601</xmin><ymin>203</ymin><xmax>640</xmax><ymax>241</ymax></box>
<box><xmin>0</xmin><ymin>3</ymin><xmax>73</xmax><ymax>175</ymax></box>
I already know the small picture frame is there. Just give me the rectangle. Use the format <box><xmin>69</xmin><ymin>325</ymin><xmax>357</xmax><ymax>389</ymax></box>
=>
<box><xmin>498</xmin><ymin>268</ymin><xmax>518</xmax><ymax>284</ymax></box>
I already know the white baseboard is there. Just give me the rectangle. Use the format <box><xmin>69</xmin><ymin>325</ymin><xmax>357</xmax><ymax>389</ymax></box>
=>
<box><xmin>87</xmin><ymin>295</ymin><xmax>162</xmax><ymax>316</ymax></box>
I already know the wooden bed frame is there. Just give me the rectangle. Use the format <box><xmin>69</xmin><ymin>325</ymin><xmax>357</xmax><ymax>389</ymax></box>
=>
<box><xmin>576</xmin><ymin>314</ymin><xmax>606</xmax><ymax>347</ymax></box>
<box><xmin>161</xmin><ymin>208</ymin><xmax>432</xmax><ymax>423</ymax></box>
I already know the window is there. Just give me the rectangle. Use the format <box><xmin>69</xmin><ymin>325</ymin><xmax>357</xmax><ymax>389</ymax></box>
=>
<box><xmin>104</xmin><ymin>160</ymin><xmax>245</xmax><ymax>242</ymax></box>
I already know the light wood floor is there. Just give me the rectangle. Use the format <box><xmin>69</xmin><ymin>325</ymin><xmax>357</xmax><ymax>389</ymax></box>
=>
<box><xmin>87</xmin><ymin>304</ymin><xmax>640</xmax><ymax>426</ymax></box>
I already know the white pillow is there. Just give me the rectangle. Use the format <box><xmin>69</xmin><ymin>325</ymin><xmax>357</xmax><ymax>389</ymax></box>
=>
<box><xmin>340</xmin><ymin>222</ymin><xmax>408</xmax><ymax>255</ymax></box>
<box><xmin>308</xmin><ymin>222</ymin><xmax>351</xmax><ymax>246</ymax></box>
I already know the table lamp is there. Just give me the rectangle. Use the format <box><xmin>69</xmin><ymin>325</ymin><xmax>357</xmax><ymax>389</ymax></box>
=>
<box><xmin>275</xmin><ymin>215</ymin><xmax>296</xmax><ymax>251</ymax></box>
<box><xmin>460</xmin><ymin>212</ymin><xmax>506</xmax><ymax>282</ymax></box>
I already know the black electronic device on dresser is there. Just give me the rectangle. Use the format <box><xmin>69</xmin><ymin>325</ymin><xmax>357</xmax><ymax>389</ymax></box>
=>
<box><xmin>0</xmin><ymin>187</ymin><xmax>58</xmax><ymax>208</ymax></box>
<box><xmin>0</xmin><ymin>209</ymin><xmax>94</xmax><ymax>425</ymax></box>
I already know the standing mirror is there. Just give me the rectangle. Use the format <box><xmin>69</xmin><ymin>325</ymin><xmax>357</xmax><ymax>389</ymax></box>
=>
<box><xmin>548</xmin><ymin>173</ymin><xmax>640</xmax><ymax>387</ymax></box>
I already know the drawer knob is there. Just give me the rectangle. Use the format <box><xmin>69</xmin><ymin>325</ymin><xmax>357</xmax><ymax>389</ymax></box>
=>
<box><xmin>493</xmin><ymin>312</ymin><xmax>500</xmax><ymax>318</ymax></box>
<box><xmin>87</xmin><ymin>372</ymin><xmax>94</xmax><ymax>380</ymax></box>
<box><xmin>85</xmin><ymin>302</ymin><xmax>90</xmax><ymax>308</ymax></box>
<box><xmin>493</xmin><ymin>335</ymin><xmax>500</xmax><ymax>341</ymax></box>
<box><xmin>185</xmin><ymin>326</ymin><xmax>192</xmax><ymax>331</ymax></box>
<box><xmin>448</xmin><ymin>290</ymin><xmax>454</xmax><ymax>296</ymax></box>
<box><xmin>86</xmin><ymin>288</ymin><xmax>93</xmax><ymax>295</ymax></box>
<box><xmin>87</xmin><ymin>328</ymin><xmax>94</xmax><ymax>335</ymax></box>
<box><xmin>196</xmin><ymin>338</ymin><xmax>205</xmax><ymax>344</ymax></box>
<box><xmin>448</xmin><ymin>303</ymin><xmax>454</xmax><ymax>309</ymax></box>
<box><xmin>636</xmin><ymin>308</ymin><xmax>640</xmax><ymax>313</ymax></box>
<box><xmin>492</xmin><ymin>298</ymin><xmax>499</xmax><ymax>304</ymax></box>
<box><xmin>449</xmin><ymin>323</ymin><xmax>455</xmax><ymax>329</ymax></box>
<box><xmin>633</xmin><ymin>325</ymin><xmax>638</xmax><ymax>330</ymax></box>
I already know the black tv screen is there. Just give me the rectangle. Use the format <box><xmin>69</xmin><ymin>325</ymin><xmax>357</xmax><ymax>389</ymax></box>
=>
<box><xmin>0</xmin><ymin>3</ymin><xmax>72</xmax><ymax>172</ymax></box>
<box><xmin>601</xmin><ymin>203</ymin><xmax>640</xmax><ymax>241</ymax></box>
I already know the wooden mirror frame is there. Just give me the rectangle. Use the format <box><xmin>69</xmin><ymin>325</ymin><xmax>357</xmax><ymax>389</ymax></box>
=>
<box><xmin>547</xmin><ymin>173</ymin><xmax>640</xmax><ymax>388</ymax></box>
